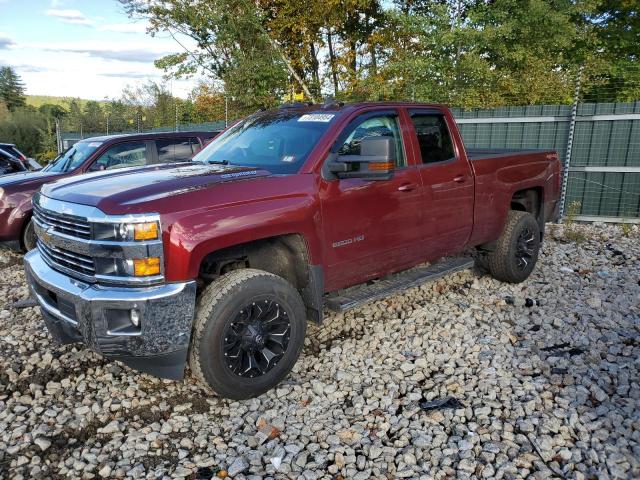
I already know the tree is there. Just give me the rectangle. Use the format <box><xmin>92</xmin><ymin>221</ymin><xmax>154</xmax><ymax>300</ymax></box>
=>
<box><xmin>581</xmin><ymin>0</ymin><xmax>640</xmax><ymax>102</ymax></box>
<box><xmin>0</xmin><ymin>66</ymin><xmax>26</xmax><ymax>111</ymax></box>
<box><xmin>123</xmin><ymin>0</ymin><xmax>291</xmax><ymax>109</ymax></box>
<box><xmin>83</xmin><ymin>101</ymin><xmax>106</xmax><ymax>133</ymax></box>
<box><xmin>190</xmin><ymin>84</ymin><xmax>227</xmax><ymax>122</ymax></box>
<box><xmin>39</xmin><ymin>103</ymin><xmax>67</xmax><ymax>119</ymax></box>
<box><xmin>0</xmin><ymin>108</ymin><xmax>49</xmax><ymax>158</ymax></box>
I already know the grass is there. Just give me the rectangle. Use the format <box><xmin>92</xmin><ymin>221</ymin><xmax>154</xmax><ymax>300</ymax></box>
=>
<box><xmin>563</xmin><ymin>201</ymin><xmax>587</xmax><ymax>244</ymax></box>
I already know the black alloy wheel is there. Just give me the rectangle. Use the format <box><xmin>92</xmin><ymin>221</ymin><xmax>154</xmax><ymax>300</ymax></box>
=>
<box><xmin>222</xmin><ymin>299</ymin><xmax>291</xmax><ymax>378</ymax></box>
<box><xmin>515</xmin><ymin>225</ymin><xmax>536</xmax><ymax>271</ymax></box>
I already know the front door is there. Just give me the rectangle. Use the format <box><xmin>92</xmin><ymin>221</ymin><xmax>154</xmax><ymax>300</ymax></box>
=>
<box><xmin>320</xmin><ymin>110</ymin><xmax>424</xmax><ymax>291</ymax></box>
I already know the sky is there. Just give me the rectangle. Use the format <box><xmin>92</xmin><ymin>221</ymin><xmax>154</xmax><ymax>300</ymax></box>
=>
<box><xmin>0</xmin><ymin>0</ymin><xmax>200</xmax><ymax>99</ymax></box>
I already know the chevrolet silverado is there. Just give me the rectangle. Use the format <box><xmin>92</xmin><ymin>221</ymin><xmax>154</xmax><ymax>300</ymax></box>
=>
<box><xmin>24</xmin><ymin>102</ymin><xmax>560</xmax><ymax>399</ymax></box>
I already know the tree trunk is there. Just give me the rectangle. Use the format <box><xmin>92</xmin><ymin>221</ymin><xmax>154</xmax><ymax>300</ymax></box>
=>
<box><xmin>327</xmin><ymin>29</ymin><xmax>339</xmax><ymax>96</ymax></box>
<box><xmin>309</xmin><ymin>42</ymin><xmax>321</xmax><ymax>97</ymax></box>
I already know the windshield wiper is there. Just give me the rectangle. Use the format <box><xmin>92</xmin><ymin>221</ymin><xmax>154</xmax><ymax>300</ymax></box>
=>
<box><xmin>206</xmin><ymin>159</ymin><xmax>230</xmax><ymax>165</ymax></box>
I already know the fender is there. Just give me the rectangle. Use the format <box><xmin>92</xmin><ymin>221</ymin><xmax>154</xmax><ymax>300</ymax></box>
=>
<box><xmin>163</xmin><ymin>189</ymin><xmax>324</xmax><ymax>283</ymax></box>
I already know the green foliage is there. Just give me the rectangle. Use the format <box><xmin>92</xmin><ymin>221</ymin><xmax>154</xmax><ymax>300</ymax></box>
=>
<box><xmin>26</xmin><ymin>95</ymin><xmax>106</xmax><ymax>109</ymax></box>
<box><xmin>564</xmin><ymin>201</ymin><xmax>587</xmax><ymax>244</ymax></box>
<box><xmin>38</xmin><ymin>103</ymin><xmax>67</xmax><ymax>119</ymax></box>
<box><xmin>619</xmin><ymin>222</ymin><xmax>633</xmax><ymax>238</ymax></box>
<box><xmin>0</xmin><ymin>108</ymin><xmax>51</xmax><ymax>158</ymax></box>
<box><xmin>124</xmin><ymin>0</ymin><xmax>638</xmax><ymax>111</ymax></box>
<box><xmin>0</xmin><ymin>67</ymin><xmax>26</xmax><ymax>112</ymax></box>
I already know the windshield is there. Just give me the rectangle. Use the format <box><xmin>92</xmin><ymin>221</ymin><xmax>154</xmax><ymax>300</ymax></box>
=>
<box><xmin>193</xmin><ymin>110</ymin><xmax>337</xmax><ymax>174</ymax></box>
<box><xmin>44</xmin><ymin>141</ymin><xmax>101</xmax><ymax>173</ymax></box>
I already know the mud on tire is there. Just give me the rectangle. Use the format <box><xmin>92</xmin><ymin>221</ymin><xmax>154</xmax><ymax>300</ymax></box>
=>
<box><xmin>189</xmin><ymin>268</ymin><xmax>306</xmax><ymax>399</ymax></box>
<box><xmin>488</xmin><ymin>210</ymin><xmax>540</xmax><ymax>283</ymax></box>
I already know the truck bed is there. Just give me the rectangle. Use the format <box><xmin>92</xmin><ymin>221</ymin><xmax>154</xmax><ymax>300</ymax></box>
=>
<box><xmin>466</xmin><ymin>148</ymin><xmax>554</xmax><ymax>161</ymax></box>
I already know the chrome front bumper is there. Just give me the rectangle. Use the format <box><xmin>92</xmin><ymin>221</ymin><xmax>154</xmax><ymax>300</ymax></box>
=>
<box><xmin>24</xmin><ymin>249</ymin><xmax>197</xmax><ymax>379</ymax></box>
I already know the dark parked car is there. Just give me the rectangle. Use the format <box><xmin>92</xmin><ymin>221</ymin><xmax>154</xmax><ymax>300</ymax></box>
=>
<box><xmin>0</xmin><ymin>131</ymin><xmax>220</xmax><ymax>251</ymax></box>
<box><xmin>0</xmin><ymin>143</ymin><xmax>39</xmax><ymax>174</ymax></box>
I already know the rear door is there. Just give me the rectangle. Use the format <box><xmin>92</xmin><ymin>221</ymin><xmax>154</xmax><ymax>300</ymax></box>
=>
<box><xmin>320</xmin><ymin>109</ymin><xmax>425</xmax><ymax>290</ymax></box>
<box><xmin>155</xmin><ymin>137</ymin><xmax>200</xmax><ymax>164</ymax></box>
<box><xmin>406</xmin><ymin>108</ymin><xmax>474</xmax><ymax>257</ymax></box>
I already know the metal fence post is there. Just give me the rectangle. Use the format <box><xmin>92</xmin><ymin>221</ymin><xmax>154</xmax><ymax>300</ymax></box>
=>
<box><xmin>55</xmin><ymin>118</ymin><xmax>62</xmax><ymax>154</ymax></box>
<box><xmin>558</xmin><ymin>66</ymin><xmax>583</xmax><ymax>219</ymax></box>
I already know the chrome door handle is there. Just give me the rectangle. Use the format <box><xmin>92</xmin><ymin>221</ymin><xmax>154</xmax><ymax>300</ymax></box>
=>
<box><xmin>398</xmin><ymin>183</ymin><xmax>416</xmax><ymax>192</ymax></box>
<box><xmin>453</xmin><ymin>175</ymin><xmax>466</xmax><ymax>183</ymax></box>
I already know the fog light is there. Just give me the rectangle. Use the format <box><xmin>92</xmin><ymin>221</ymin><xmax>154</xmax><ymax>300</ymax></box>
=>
<box><xmin>130</xmin><ymin>309</ymin><xmax>140</xmax><ymax>327</ymax></box>
<box><xmin>133</xmin><ymin>257</ymin><xmax>161</xmax><ymax>276</ymax></box>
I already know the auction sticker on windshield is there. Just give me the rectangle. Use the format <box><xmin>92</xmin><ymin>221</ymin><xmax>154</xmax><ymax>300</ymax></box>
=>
<box><xmin>298</xmin><ymin>114</ymin><xmax>335</xmax><ymax>122</ymax></box>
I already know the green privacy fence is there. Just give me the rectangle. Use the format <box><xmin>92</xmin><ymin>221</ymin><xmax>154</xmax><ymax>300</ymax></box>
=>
<box><xmin>452</xmin><ymin>102</ymin><xmax>640</xmax><ymax>222</ymax></box>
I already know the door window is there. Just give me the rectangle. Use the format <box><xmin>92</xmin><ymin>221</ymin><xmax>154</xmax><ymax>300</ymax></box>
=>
<box><xmin>92</xmin><ymin>142</ymin><xmax>147</xmax><ymax>170</ymax></box>
<box><xmin>410</xmin><ymin>114</ymin><xmax>455</xmax><ymax>163</ymax></box>
<box><xmin>337</xmin><ymin>115</ymin><xmax>406</xmax><ymax>167</ymax></box>
<box><xmin>156</xmin><ymin>138</ymin><xmax>198</xmax><ymax>163</ymax></box>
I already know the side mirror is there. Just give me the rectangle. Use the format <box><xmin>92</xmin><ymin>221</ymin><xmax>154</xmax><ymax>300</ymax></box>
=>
<box><xmin>89</xmin><ymin>164</ymin><xmax>106</xmax><ymax>172</ymax></box>
<box><xmin>328</xmin><ymin>136</ymin><xmax>395</xmax><ymax>180</ymax></box>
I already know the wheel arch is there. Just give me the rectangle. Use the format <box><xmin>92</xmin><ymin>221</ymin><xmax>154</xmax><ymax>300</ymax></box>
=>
<box><xmin>197</xmin><ymin>233</ymin><xmax>324</xmax><ymax>323</ymax></box>
<box><xmin>510</xmin><ymin>186</ymin><xmax>545</xmax><ymax>240</ymax></box>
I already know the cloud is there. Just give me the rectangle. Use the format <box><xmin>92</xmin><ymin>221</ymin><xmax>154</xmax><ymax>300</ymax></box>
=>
<box><xmin>0</xmin><ymin>34</ymin><xmax>15</xmax><ymax>49</ymax></box>
<box><xmin>12</xmin><ymin>64</ymin><xmax>48</xmax><ymax>73</ymax></box>
<box><xmin>99</xmin><ymin>23</ymin><xmax>148</xmax><ymax>34</ymax></box>
<box><xmin>44</xmin><ymin>46</ymin><xmax>170</xmax><ymax>63</ymax></box>
<box><xmin>100</xmin><ymin>72</ymin><xmax>160</xmax><ymax>79</ymax></box>
<box><xmin>45</xmin><ymin>9</ymin><xmax>93</xmax><ymax>26</ymax></box>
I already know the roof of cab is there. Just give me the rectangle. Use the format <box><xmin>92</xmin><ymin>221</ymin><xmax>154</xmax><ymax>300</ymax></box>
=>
<box><xmin>76</xmin><ymin>130</ymin><xmax>221</xmax><ymax>143</ymax></box>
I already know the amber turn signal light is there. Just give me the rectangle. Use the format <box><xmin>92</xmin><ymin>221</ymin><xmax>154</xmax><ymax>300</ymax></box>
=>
<box><xmin>133</xmin><ymin>257</ymin><xmax>161</xmax><ymax>276</ymax></box>
<box><xmin>368</xmin><ymin>161</ymin><xmax>395</xmax><ymax>171</ymax></box>
<box><xmin>133</xmin><ymin>222</ymin><xmax>159</xmax><ymax>241</ymax></box>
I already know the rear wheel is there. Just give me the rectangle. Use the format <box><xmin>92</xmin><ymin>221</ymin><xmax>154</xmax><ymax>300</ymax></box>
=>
<box><xmin>22</xmin><ymin>219</ymin><xmax>36</xmax><ymax>251</ymax></box>
<box><xmin>488</xmin><ymin>211</ymin><xmax>540</xmax><ymax>283</ymax></box>
<box><xmin>189</xmin><ymin>269</ymin><xmax>306</xmax><ymax>399</ymax></box>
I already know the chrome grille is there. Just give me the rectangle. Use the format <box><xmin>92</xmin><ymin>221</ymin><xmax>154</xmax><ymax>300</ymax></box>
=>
<box><xmin>33</xmin><ymin>204</ymin><xmax>91</xmax><ymax>240</ymax></box>
<box><xmin>38</xmin><ymin>240</ymin><xmax>95</xmax><ymax>278</ymax></box>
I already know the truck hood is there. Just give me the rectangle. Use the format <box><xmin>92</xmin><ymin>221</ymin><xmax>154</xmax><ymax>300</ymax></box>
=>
<box><xmin>0</xmin><ymin>170</ymin><xmax>63</xmax><ymax>189</ymax></box>
<box><xmin>40</xmin><ymin>162</ymin><xmax>271</xmax><ymax>209</ymax></box>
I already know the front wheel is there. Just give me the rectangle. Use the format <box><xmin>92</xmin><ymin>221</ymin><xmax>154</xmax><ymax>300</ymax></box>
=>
<box><xmin>189</xmin><ymin>268</ymin><xmax>306</xmax><ymax>399</ymax></box>
<box><xmin>488</xmin><ymin>211</ymin><xmax>540</xmax><ymax>283</ymax></box>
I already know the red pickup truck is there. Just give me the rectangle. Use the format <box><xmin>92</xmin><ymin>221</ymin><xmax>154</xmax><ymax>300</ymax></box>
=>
<box><xmin>24</xmin><ymin>102</ymin><xmax>560</xmax><ymax>399</ymax></box>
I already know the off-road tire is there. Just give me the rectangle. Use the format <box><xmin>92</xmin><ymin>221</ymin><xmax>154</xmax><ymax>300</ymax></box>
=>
<box><xmin>189</xmin><ymin>268</ymin><xmax>306</xmax><ymax>399</ymax></box>
<box><xmin>22</xmin><ymin>219</ymin><xmax>36</xmax><ymax>251</ymax></box>
<box><xmin>488</xmin><ymin>211</ymin><xmax>540</xmax><ymax>283</ymax></box>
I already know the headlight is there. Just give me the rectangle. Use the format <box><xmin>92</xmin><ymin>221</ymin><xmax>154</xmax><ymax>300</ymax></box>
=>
<box><xmin>94</xmin><ymin>221</ymin><xmax>160</xmax><ymax>242</ymax></box>
<box><xmin>95</xmin><ymin>256</ymin><xmax>161</xmax><ymax>278</ymax></box>
<box><xmin>133</xmin><ymin>222</ymin><xmax>158</xmax><ymax>241</ymax></box>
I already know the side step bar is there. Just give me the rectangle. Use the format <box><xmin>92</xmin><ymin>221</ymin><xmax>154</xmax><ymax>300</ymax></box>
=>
<box><xmin>325</xmin><ymin>257</ymin><xmax>474</xmax><ymax>312</ymax></box>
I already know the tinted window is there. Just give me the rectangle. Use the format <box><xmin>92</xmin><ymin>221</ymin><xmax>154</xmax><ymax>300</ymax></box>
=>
<box><xmin>193</xmin><ymin>112</ymin><xmax>335</xmax><ymax>174</ymax></box>
<box><xmin>92</xmin><ymin>142</ymin><xmax>147</xmax><ymax>170</ymax></box>
<box><xmin>156</xmin><ymin>138</ymin><xmax>198</xmax><ymax>163</ymax></box>
<box><xmin>4</xmin><ymin>146</ymin><xmax>24</xmax><ymax>159</ymax></box>
<box><xmin>410</xmin><ymin>114</ymin><xmax>455</xmax><ymax>163</ymax></box>
<box><xmin>338</xmin><ymin>115</ymin><xmax>406</xmax><ymax>167</ymax></box>
<box><xmin>43</xmin><ymin>141</ymin><xmax>102</xmax><ymax>172</ymax></box>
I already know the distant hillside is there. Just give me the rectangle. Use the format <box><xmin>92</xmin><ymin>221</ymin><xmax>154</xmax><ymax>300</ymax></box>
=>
<box><xmin>26</xmin><ymin>95</ymin><xmax>108</xmax><ymax>109</ymax></box>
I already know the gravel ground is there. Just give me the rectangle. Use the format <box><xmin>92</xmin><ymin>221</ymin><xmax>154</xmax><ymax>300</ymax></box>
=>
<box><xmin>0</xmin><ymin>223</ymin><xmax>638</xmax><ymax>480</ymax></box>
